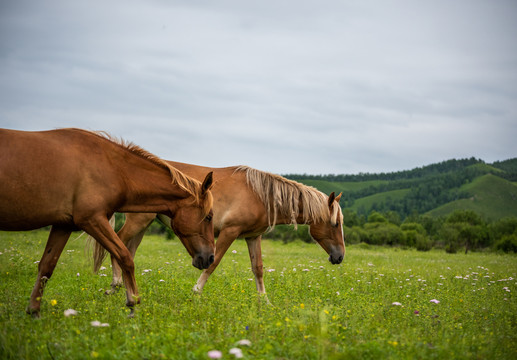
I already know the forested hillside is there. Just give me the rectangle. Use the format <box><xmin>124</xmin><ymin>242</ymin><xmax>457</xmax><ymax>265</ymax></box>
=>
<box><xmin>285</xmin><ymin>157</ymin><xmax>517</xmax><ymax>220</ymax></box>
<box><xmin>272</xmin><ymin>158</ymin><xmax>517</xmax><ymax>253</ymax></box>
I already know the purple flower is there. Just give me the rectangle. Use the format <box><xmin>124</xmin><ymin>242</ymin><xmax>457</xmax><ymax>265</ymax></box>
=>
<box><xmin>430</xmin><ymin>299</ymin><xmax>440</xmax><ymax>304</ymax></box>
<box><xmin>414</xmin><ymin>310</ymin><xmax>420</xmax><ymax>314</ymax></box>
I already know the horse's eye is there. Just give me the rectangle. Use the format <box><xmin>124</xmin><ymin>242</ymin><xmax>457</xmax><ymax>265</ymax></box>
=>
<box><xmin>205</xmin><ymin>214</ymin><xmax>213</xmax><ymax>222</ymax></box>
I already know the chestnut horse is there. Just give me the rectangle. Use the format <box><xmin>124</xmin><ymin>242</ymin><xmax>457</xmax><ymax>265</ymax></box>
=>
<box><xmin>95</xmin><ymin>162</ymin><xmax>344</xmax><ymax>302</ymax></box>
<box><xmin>0</xmin><ymin>129</ymin><xmax>214</xmax><ymax>317</ymax></box>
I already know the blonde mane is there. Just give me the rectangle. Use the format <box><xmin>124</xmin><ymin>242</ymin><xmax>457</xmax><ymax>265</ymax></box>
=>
<box><xmin>234</xmin><ymin>166</ymin><xmax>339</xmax><ymax>229</ymax></box>
<box><xmin>71</xmin><ymin>129</ymin><xmax>209</xmax><ymax>211</ymax></box>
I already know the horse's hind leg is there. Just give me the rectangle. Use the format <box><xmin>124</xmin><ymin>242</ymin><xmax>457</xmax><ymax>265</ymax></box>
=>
<box><xmin>27</xmin><ymin>226</ymin><xmax>71</xmax><ymax>318</ymax></box>
<box><xmin>245</xmin><ymin>235</ymin><xmax>271</xmax><ymax>305</ymax></box>
<box><xmin>107</xmin><ymin>213</ymin><xmax>155</xmax><ymax>295</ymax></box>
<box><xmin>80</xmin><ymin>215</ymin><xmax>140</xmax><ymax>316</ymax></box>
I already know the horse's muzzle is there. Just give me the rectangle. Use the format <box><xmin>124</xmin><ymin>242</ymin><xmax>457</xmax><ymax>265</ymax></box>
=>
<box><xmin>192</xmin><ymin>253</ymin><xmax>215</xmax><ymax>270</ymax></box>
<box><xmin>329</xmin><ymin>254</ymin><xmax>344</xmax><ymax>265</ymax></box>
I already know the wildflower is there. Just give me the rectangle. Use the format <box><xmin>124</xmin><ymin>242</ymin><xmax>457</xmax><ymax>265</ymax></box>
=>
<box><xmin>50</xmin><ymin>299</ymin><xmax>57</xmax><ymax>306</ymax></box>
<box><xmin>90</xmin><ymin>320</ymin><xmax>109</xmax><ymax>327</ymax></box>
<box><xmin>300</xmin><ymin>303</ymin><xmax>305</xmax><ymax>309</ymax></box>
<box><xmin>391</xmin><ymin>302</ymin><xmax>402</xmax><ymax>306</ymax></box>
<box><xmin>238</xmin><ymin>339</ymin><xmax>251</xmax><ymax>346</ymax></box>
<box><xmin>268</xmin><ymin>269</ymin><xmax>275</xmax><ymax>272</ymax></box>
<box><xmin>64</xmin><ymin>309</ymin><xmax>78</xmax><ymax>317</ymax></box>
<box><xmin>336</xmin><ymin>291</ymin><xmax>340</xmax><ymax>296</ymax></box>
<box><xmin>159</xmin><ymin>279</ymin><xmax>165</xmax><ymax>282</ymax></box>
<box><xmin>229</xmin><ymin>348</ymin><xmax>243</xmax><ymax>358</ymax></box>
<box><xmin>207</xmin><ymin>350</ymin><xmax>222</xmax><ymax>359</ymax></box>
<box><xmin>76</xmin><ymin>273</ymin><xmax>80</xmax><ymax>277</ymax></box>
<box><xmin>232</xmin><ymin>250</ymin><xmax>237</xmax><ymax>254</ymax></box>
<box><xmin>302</xmin><ymin>269</ymin><xmax>309</xmax><ymax>272</ymax></box>
<box><xmin>430</xmin><ymin>299</ymin><xmax>440</xmax><ymax>304</ymax></box>
<box><xmin>414</xmin><ymin>310</ymin><xmax>420</xmax><ymax>315</ymax></box>
<box><xmin>99</xmin><ymin>266</ymin><xmax>106</xmax><ymax>271</ymax></box>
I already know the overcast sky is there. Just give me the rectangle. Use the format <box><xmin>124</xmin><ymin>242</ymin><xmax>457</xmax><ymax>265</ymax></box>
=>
<box><xmin>1</xmin><ymin>0</ymin><xmax>516</xmax><ymax>175</ymax></box>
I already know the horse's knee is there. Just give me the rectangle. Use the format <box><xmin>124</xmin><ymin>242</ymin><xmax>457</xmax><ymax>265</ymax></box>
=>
<box><xmin>117</xmin><ymin>253</ymin><xmax>134</xmax><ymax>272</ymax></box>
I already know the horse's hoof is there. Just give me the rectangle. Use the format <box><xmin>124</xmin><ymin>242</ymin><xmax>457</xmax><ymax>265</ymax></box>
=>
<box><xmin>26</xmin><ymin>307</ymin><xmax>41</xmax><ymax>319</ymax></box>
<box><xmin>127</xmin><ymin>308</ymin><xmax>135</xmax><ymax>318</ymax></box>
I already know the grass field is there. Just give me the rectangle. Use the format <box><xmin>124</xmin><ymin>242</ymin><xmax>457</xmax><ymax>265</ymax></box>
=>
<box><xmin>1</xmin><ymin>230</ymin><xmax>516</xmax><ymax>359</ymax></box>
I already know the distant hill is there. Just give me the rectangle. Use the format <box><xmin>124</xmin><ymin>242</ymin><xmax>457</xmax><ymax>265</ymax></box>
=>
<box><xmin>286</xmin><ymin>158</ymin><xmax>517</xmax><ymax>220</ymax></box>
<box><xmin>427</xmin><ymin>174</ymin><xmax>517</xmax><ymax>221</ymax></box>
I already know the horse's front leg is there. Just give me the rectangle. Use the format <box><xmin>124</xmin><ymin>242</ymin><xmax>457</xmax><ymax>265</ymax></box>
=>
<box><xmin>27</xmin><ymin>226</ymin><xmax>71</xmax><ymax>318</ymax></box>
<box><xmin>80</xmin><ymin>215</ymin><xmax>140</xmax><ymax>317</ymax></box>
<box><xmin>245</xmin><ymin>235</ymin><xmax>271</xmax><ymax>305</ymax></box>
<box><xmin>193</xmin><ymin>227</ymin><xmax>240</xmax><ymax>294</ymax></box>
<box><xmin>107</xmin><ymin>213</ymin><xmax>156</xmax><ymax>295</ymax></box>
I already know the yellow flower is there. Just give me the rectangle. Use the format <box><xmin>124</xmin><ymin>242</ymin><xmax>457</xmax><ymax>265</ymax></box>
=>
<box><xmin>324</xmin><ymin>309</ymin><xmax>329</xmax><ymax>315</ymax></box>
<box><xmin>50</xmin><ymin>299</ymin><xmax>57</xmax><ymax>306</ymax></box>
<box><xmin>300</xmin><ymin>303</ymin><xmax>305</xmax><ymax>309</ymax></box>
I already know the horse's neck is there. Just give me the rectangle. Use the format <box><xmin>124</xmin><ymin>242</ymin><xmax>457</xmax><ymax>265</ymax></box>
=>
<box><xmin>270</xmin><ymin>198</ymin><xmax>312</xmax><ymax>226</ymax></box>
<box><xmin>118</xmin><ymin>158</ymin><xmax>189</xmax><ymax>213</ymax></box>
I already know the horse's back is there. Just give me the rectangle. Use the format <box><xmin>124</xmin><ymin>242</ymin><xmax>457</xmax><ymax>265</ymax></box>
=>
<box><xmin>0</xmin><ymin>129</ymin><xmax>116</xmax><ymax>231</ymax></box>
<box><xmin>167</xmin><ymin>162</ymin><xmax>268</xmax><ymax>235</ymax></box>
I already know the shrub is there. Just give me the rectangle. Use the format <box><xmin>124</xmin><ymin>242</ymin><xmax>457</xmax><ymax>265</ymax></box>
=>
<box><xmin>494</xmin><ymin>234</ymin><xmax>517</xmax><ymax>253</ymax></box>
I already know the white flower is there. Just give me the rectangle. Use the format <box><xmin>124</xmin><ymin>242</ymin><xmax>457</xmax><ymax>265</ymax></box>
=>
<box><xmin>229</xmin><ymin>348</ymin><xmax>243</xmax><ymax>358</ymax></box>
<box><xmin>64</xmin><ymin>309</ymin><xmax>78</xmax><ymax>317</ymax></box>
<box><xmin>430</xmin><ymin>299</ymin><xmax>440</xmax><ymax>304</ymax></box>
<box><xmin>207</xmin><ymin>350</ymin><xmax>222</xmax><ymax>359</ymax></box>
<box><xmin>392</xmin><ymin>302</ymin><xmax>402</xmax><ymax>306</ymax></box>
<box><xmin>76</xmin><ymin>273</ymin><xmax>80</xmax><ymax>277</ymax></box>
<box><xmin>99</xmin><ymin>266</ymin><xmax>106</xmax><ymax>271</ymax></box>
<box><xmin>159</xmin><ymin>279</ymin><xmax>165</xmax><ymax>282</ymax></box>
<box><xmin>90</xmin><ymin>320</ymin><xmax>109</xmax><ymax>327</ymax></box>
<box><xmin>237</xmin><ymin>339</ymin><xmax>252</xmax><ymax>346</ymax></box>
<box><xmin>232</xmin><ymin>250</ymin><xmax>237</xmax><ymax>254</ymax></box>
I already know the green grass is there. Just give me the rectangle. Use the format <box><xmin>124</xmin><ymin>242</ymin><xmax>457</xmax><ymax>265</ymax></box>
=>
<box><xmin>1</xmin><ymin>230</ymin><xmax>516</xmax><ymax>359</ymax></box>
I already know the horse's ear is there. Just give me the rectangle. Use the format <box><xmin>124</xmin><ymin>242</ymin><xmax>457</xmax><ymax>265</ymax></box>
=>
<box><xmin>328</xmin><ymin>192</ymin><xmax>336</xmax><ymax>208</ymax></box>
<box><xmin>201</xmin><ymin>171</ymin><xmax>213</xmax><ymax>195</ymax></box>
<box><xmin>335</xmin><ymin>192</ymin><xmax>342</xmax><ymax>203</ymax></box>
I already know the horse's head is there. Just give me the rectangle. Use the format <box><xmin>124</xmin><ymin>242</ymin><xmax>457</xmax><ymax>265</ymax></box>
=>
<box><xmin>168</xmin><ymin>172</ymin><xmax>215</xmax><ymax>270</ymax></box>
<box><xmin>309</xmin><ymin>192</ymin><xmax>345</xmax><ymax>265</ymax></box>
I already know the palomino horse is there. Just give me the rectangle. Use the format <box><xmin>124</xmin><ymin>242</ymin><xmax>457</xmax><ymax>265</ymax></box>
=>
<box><xmin>96</xmin><ymin>162</ymin><xmax>344</xmax><ymax>302</ymax></box>
<box><xmin>0</xmin><ymin>129</ymin><xmax>214</xmax><ymax>317</ymax></box>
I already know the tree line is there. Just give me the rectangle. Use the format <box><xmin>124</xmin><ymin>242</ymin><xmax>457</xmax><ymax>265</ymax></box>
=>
<box><xmin>263</xmin><ymin>210</ymin><xmax>517</xmax><ymax>254</ymax></box>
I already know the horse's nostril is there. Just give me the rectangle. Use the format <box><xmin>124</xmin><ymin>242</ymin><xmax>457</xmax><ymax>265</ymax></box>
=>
<box><xmin>208</xmin><ymin>254</ymin><xmax>215</xmax><ymax>265</ymax></box>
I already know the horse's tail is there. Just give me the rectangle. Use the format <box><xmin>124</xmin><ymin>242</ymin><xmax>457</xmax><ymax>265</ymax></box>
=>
<box><xmin>86</xmin><ymin>216</ymin><xmax>116</xmax><ymax>273</ymax></box>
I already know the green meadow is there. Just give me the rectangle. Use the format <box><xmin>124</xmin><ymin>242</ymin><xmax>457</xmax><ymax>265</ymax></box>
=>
<box><xmin>1</xmin><ymin>230</ymin><xmax>516</xmax><ymax>359</ymax></box>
